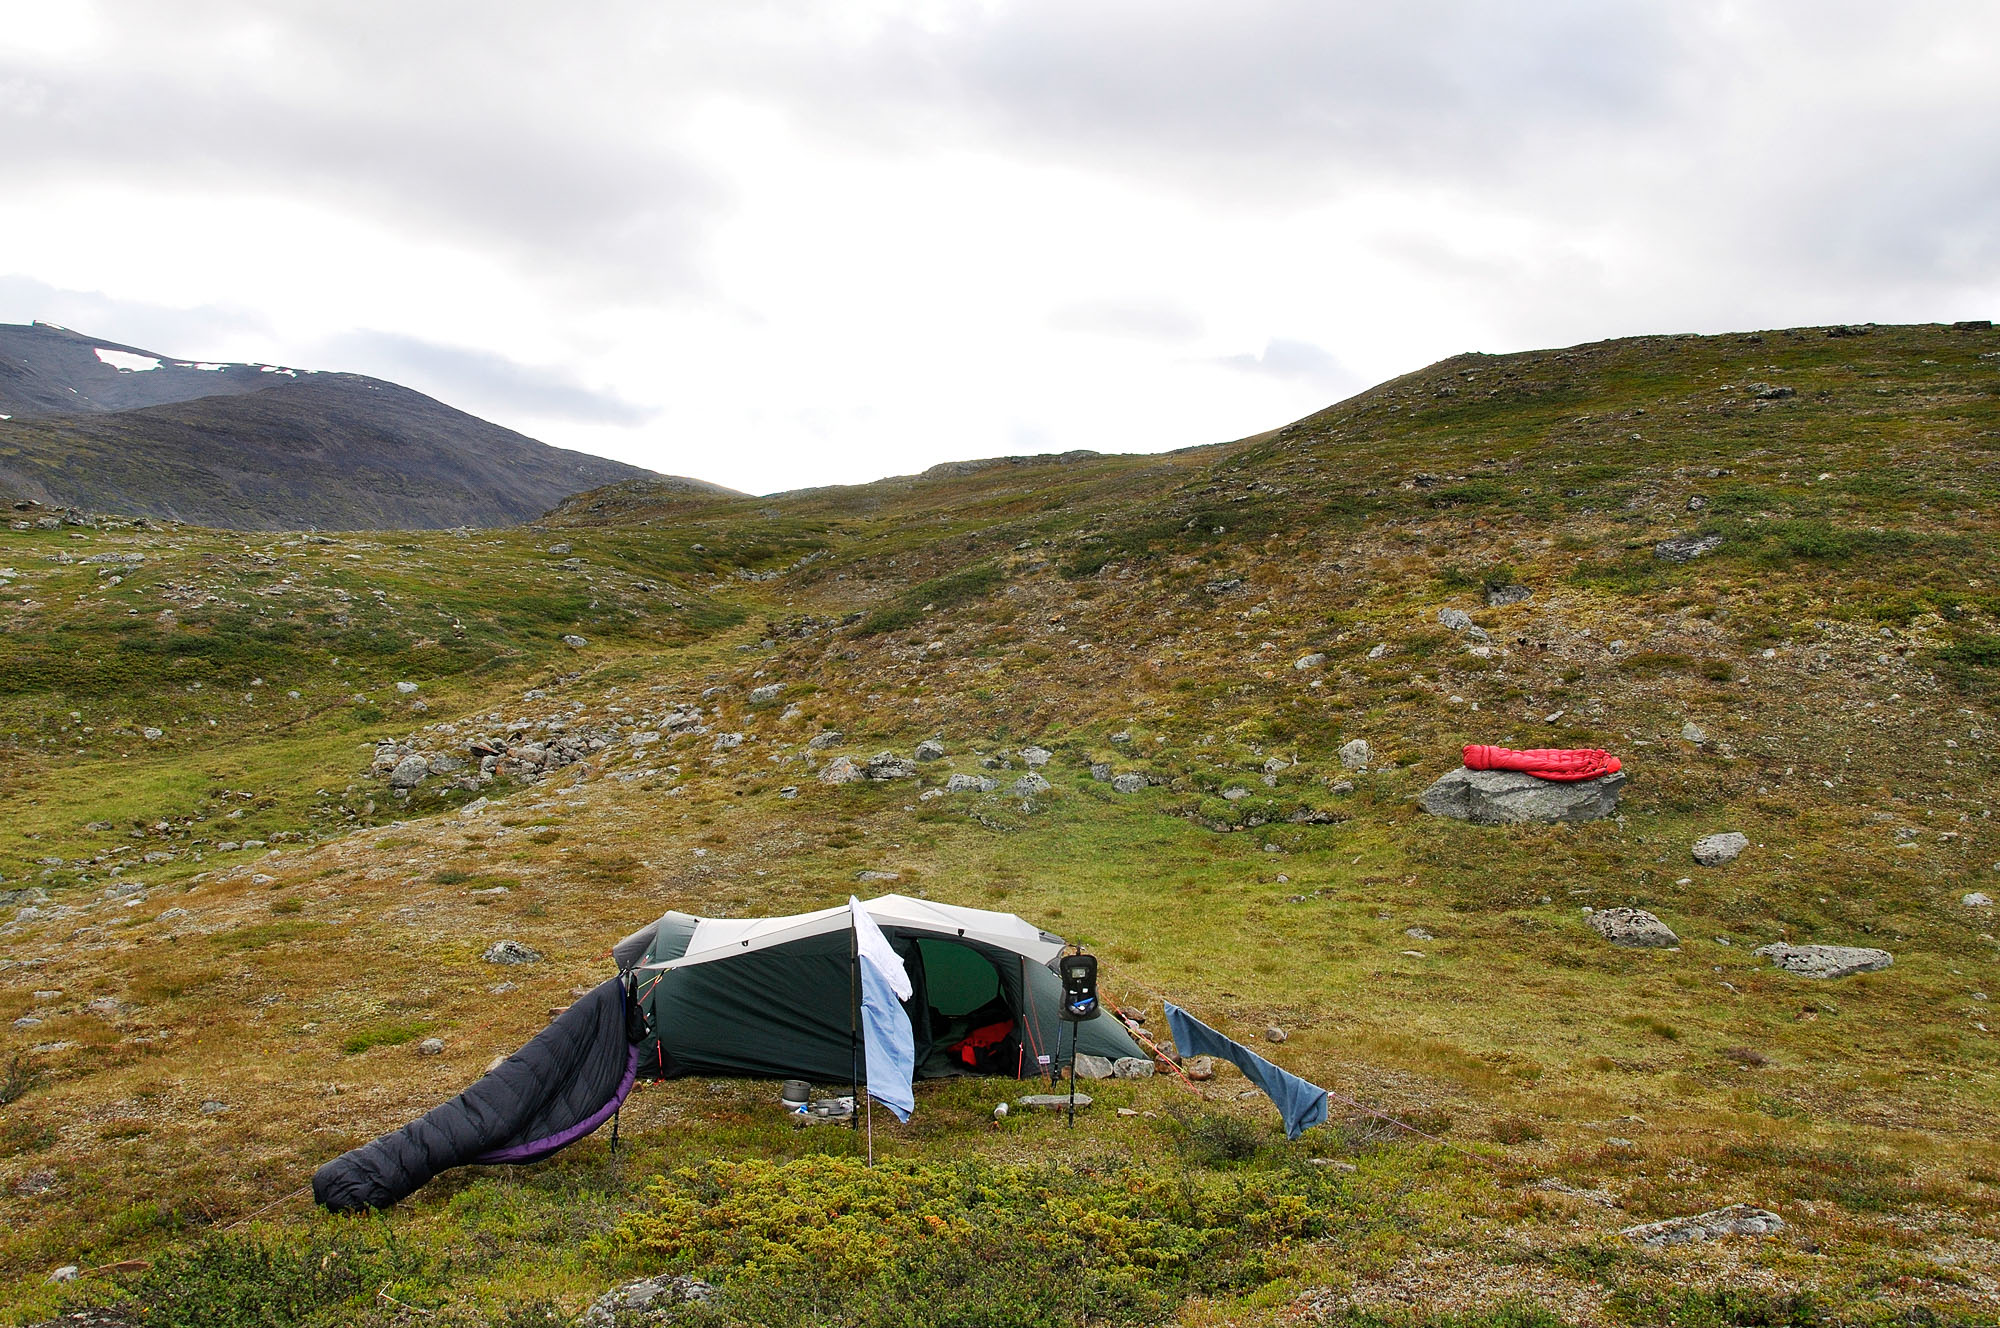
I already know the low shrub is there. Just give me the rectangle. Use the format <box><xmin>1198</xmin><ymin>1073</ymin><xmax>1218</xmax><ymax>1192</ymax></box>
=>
<box><xmin>611</xmin><ymin>1153</ymin><xmax>1349</xmax><ymax>1327</ymax></box>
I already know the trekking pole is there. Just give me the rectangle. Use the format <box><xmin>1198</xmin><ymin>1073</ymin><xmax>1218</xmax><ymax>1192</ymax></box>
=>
<box><xmin>1066</xmin><ymin>1019</ymin><xmax>1078</xmax><ymax>1129</ymax></box>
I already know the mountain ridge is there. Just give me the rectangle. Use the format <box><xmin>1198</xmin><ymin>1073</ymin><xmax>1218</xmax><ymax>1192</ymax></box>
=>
<box><xmin>0</xmin><ymin>321</ymin><xmax>727</xmax><ymax>530</ymax></box>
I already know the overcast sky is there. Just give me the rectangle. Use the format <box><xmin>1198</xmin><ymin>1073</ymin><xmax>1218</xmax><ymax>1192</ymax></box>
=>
<box><xmin>3</xmin><ymin>2</ymin><xmax>1996</xmax><ymax>493</ymax></box>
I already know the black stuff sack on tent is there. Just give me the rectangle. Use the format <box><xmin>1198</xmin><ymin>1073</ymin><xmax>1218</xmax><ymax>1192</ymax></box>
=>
<box><xmin>313</xmin><ymin>975</ymin><xmax>641</xmax><ymax>1212</ymax></box>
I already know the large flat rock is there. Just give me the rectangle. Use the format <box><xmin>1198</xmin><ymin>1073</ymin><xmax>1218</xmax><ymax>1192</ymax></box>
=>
<box><xmin>1754</xmin><ymin>944</ymin><xmax>1893</xmax><ymax>979</ymax></box>
<box><xmin>1418</xmin><ymin>766</ymin><xmax>1626</xmax><ymax>824</ymax></box>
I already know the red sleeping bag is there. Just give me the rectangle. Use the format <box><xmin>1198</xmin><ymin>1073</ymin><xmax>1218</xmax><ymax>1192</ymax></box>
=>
<box><xmin>1462</xmin><ymin>744</ymin><xmax>1621</xmax><ymax>781</ymax></box>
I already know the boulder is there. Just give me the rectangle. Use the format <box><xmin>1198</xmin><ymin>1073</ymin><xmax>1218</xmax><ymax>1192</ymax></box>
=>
<box><xmin>1294</xmin><ymin>652</ymin><xmax>1327</xmax><ymax>670</ymax></box>
<box><xmin>1654</xmin><ymin>532</ymin><xmax>1722</xmax><ymax>563</ymax></box>
<box><xmin>819</xmin><ymin>756</ymin><xmax>865</xmax><ymax>785</ymax></box>
<box><xmin>1339</xmin><ymin>739</ymin><xmax>1371</xmax><ymax>770</ymax></box>
<box><xmin>1621</xmin><ymin>1205</ymin><xmax>1785</xmax><ymax>1247</ymax></box>
<box><xmin>1020</xmin><ymin>746</ymin><xmax>1052</xmax><ymax>768</ymax></box>
<box><xmin>1110</xmin><ymin>773</ymin><xmax>1147</xmax><ymax>794</ymax></box>
<box><xmin>482</xmin><ymin>939</ymin><xmax>543</xmax><ymax>965</ymax></box>
<box><xmin>1588</xmin><ymin>907</ymin><xmax>1679</xmax><ymax>948</ymax></box>
<box><xmin>1072</xmin><ymin>1053</ymin><xmax>1116</xmax><ymax>1080</ymax></box>
<box><xmin>1692</xmin><ymin>832</ymin><xmax>1749</xmax><ymax>867</ymax></box>
<box><xmin>580</xmin><ymin>1275</ymin><xmax>718</xmax><ymax>1327</ymax></box>
<box><xmin>748</xmin><ymin>683</ymin><xmax>785</xmax><ymax>704</ymax></box>
<box><xmin>1112</xmin><ymin>1057</ymin><xmax>1155</xmax><ymax>1079</ymax></box>
<box><xmin>914</xmin><ymin>739</ymin><xmax>946</xmax><ymax>761</ymax></box>
<box><xmin>865</xmin><ymin>752</ymin><xmax>918</xmax><ymax>780</ymax></box>
<box><xmin>1438</xmin><ymin>607</ymin><xmax>1474</xmax><ymax>632</ymax></box>
<box><xmin>1754</xmin><ymin>943</ymin><xmax>1892</xmax><ymax>979</ymax></box>
<box><xmin>1011</xmin><ymin>773</ymin><xmax>1051</xmax><ymax>797</ymax></box>
<box><xmin>1419</xmin><ymin>767</ymin><xmax>1625</xmax><ymax>824</ymax></box>
<box><xmin>388</xmin><ymin>754</ymin><xmax>429</xmax><ymax>789</ymax></box>
<box><xmin>806</xmin><ymin>731</ymin><xmax>843</xmax><ymax>750</ymax></box>
<box><xmin>945</xmin><ymin>773</ymin><xmax>997</xmax><ymax>794</ymax></box>
<box><xmin>1089</xmin><ymin>762</ymin><xmax>1112</xmax><ymax>781</ymax></box>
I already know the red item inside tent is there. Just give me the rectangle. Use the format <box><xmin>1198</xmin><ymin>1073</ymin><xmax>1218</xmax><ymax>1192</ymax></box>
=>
<box><xmin>1462</xmin><ymin>744</ymin><xmax>1622</xmax><ymax>781</ymax></box>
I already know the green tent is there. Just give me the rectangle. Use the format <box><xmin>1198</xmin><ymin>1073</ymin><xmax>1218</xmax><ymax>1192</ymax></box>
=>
<box><xmin>617</xmin><ymin>894</ymin><xmax>1145</xmax><ymax>1083</ymax></box>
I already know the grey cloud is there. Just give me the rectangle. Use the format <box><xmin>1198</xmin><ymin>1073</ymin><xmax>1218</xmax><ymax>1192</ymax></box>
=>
<box><xmin>317</xmin><ymin>331</ymin><xmax>658</xmax><ymax>428</ymax></box>
<box><xmin>1216</xmin><ymin>339</ymin><xmax>1354</xmax><ymax>393</ymax></box>
<box><xmin>0</xmin><ymin>5</ymin><xmax>728</xmax><ymax>299</ymax></box>
<box><xmin>1050</xmin><ymin>299</ymin><xmax>1204</xmax><ymax>342</ymax></box>
<box><xmin>0</xmin><ymin>275</ymin><xmax>274</xmax><ymax>353</ymax></box>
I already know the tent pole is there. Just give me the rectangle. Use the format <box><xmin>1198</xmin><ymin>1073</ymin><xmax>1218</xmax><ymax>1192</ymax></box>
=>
<box><xmin>1066</xmin><ymin>1017</ymin><xmax>1077</xmax><ymax>1128</ymax></box>
<box><xmin>850</xmin><ymin>917</ymin><xmax>861</xmax><ymax>1135</ymax></box>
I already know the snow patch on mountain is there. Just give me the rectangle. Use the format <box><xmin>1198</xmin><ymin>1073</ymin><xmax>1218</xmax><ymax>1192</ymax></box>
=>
<box><xmin>95</xmin><ymin>348</ymin><xmax>161</xmax><ymax>373</ymax></box>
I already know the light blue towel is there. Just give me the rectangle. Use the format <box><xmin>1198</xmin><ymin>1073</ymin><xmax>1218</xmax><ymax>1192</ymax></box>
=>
<box><xmin>1164</xmin><ymin>1001</ymin><xmax>1328</xmax><ymax>1140</ymax></box>
<box><xmin>851</xmin><ymin>897</ymin><xmax>915</xmax><ymax>1121</ymax></box>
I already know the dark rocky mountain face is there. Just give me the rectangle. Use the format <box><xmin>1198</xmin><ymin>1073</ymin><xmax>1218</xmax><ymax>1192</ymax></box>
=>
<box><xmin>0</xmin><ymin>321</ymin><xmax>296</xmax><ymax>416</ymax></box>
<box><xmin>0</xmin><ymin>322</ymin><xmax>718</xmax><ymax>529</ymax></box>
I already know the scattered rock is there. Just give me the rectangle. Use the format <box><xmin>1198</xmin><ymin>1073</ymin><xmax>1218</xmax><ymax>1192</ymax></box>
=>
<box><xmin>1090</xmin><ymin>762</ymin><xmax>1112</xmax><ymax>781</ymax></box>
<box><xmin>946</xmin><ymin>773</ymin><xmax>998</xmax><ymax>793</ymax></box>
<box><xmin>1621</xmin><ymin>1205</ymin><xmax>1785</xmax><ymax>1247</ymax></box>
<box><xmin>914</xmin><ymin>739</ymin><xmax>946</xmax><ymax>762</ymax></box>
<box><xmin>1754</xmin><ymin>944</ymin><xmax>1892</xmax><ymax>979</ymax></box>
<box><xmin>1183</xmin><ymin>1056</ymin><xmax>1215</xmax><ymax>1081</ymax></box>
<box><xmin>1221</xmin><ymin>787</ymin><xmax>1250</xmax><ymax>801</ymax></box>
<box><xmin>1438</xmin><ymin>607</ymin><xmax>1473</xmax><ymax>632</ymax></box>
<box><xmin>1018</xmin><ymin>1092</ymin><xmax>1091</xmax><ymax>1111</ymax></box>
<box><xmin>561</xmin><ymin>634</ymin><xmax>588</xmax><ymax>648</ymax></box>
<box><xmin>855</xmin><ymin>870</ymin><xmax>899</xmax><ymax>883</ymax></box>
<box><xmin>1294</xmin><ymin>652</ymin><xmax>1326</xmax><ymax>670</ymax></box>
<box><xmin>1072</xmin><ymin>1053</ymin><xmax>1116</xmax><ymax>1080</ymax></box>
<box><xmin>579</xmin><ymin>1275</ymin><xmax>718</xmax><ymax>1327</ymax></box>
<box><xmin>418</xmin><ymin>1038</ymin><xmax>445</xmax><ymax>1056</ymax></box>
<box><xmin>1692</xmin><ymin>832</ymin><xmax>1749</xmax><ymax>867</ymax></box>
<box><xmin>1963</xmin><ymin>892</ymin><xmax>1992</xmax><ymax>908</ymax></box>
<box><xmin>12</xmin><ymin>1016</ymin><xmax>41</xmax><ymax>1030</ymax></box>
<box><xmin>1011</xmin><ymin>773</ymin><xmax>1051</xmax><ymax>797</ymax></box>
<box><xmin>1112</xmin><ymin>1057</ymin><xmax>1155</xmax><ymax>1079</ymax></box>
<box><xmin>103</xmin><ymin>881</ymin><xmax>146</xmax><ymax>900</ymax></box>
<box><xmin>1338</xmin><ymin>739</ymin><xmax>1371</xmax><ymax>770</ymax></box>
<box><xmin>200</xmin><ymin>1100</ymin><xmax>229</xmax><ymax>1114</ymax></box>
<box><xmin>712</xmin><ymin>732</ymin><xmax>744</xmax><ymax>752</ymax></box>
<box><xmin>806</xmin><ymin>731</ymin><xmax>843</xmax><ymax>750</ymax></box>
<box><xmin>1485</xmin><ymin>584</ymin><xmax>1532</xmax><ymax>607</ymax></box>
<box><xmin>47</xmin><ymin>1265</ymin><xmax>79</xmax><ymax>1284</ymax></box>
<box><xmin>1366</xmin><ymin>643</ymin><xmax>1387</xmax><ymax>659</ymax></box>
<box><xmin>1588</xmin><ymin>907</ymin><xmax>1679</xmax><ymax>949</ymax></box>
<box><xmin>482</xmin><ymin>939</ymin><xmax>543</xmax><ymax>965</ymax></box>
<box><xmin>778</xmin><ymin>786</ymin><xmax>799</xmax><ymax>799</ymax></box>
<box><xmin>547</xmin><ymin>543</ymin><xmax>572</xmax><ymax>556</ymax></box>
<box><xmin>395</xmin><ymin>681</ymin><xmax>419</xmax><ymax>694</ymax></box>
<box><xmin>1405</xmin><ymin>927</ymin><xmax>1434</xmax><ymax>941</ymax></box>
<box><xmin>458</xmin><ymin>797</ymin><xmax>490</xmax><ymax>819</ymax></box>
<box><xmin>1110</xmin><ymin>773</ymin><xmax>1147</xmax><ymax>794</ymax></box>
<box><xmin>1419</xmin><ymin>767</ymin><xmax>1625</xmax><ymax>824</ymax></box>
<box><xmin>1655</xmin><ymin>532</ymin><xmax>1722</xmax><ymax>563</ymax></box>
<box><xmin>1681</xmin><ymin>721</ymin><xmax>1707</xmax><ymax>744</ymax></box>
<box><xmin>748</xmin><ymin>683</ymin><xmax>785</xmax><ymax>704</ymax></box>
<box><xmin>1020</xmin><ymin>746</ymin><xmax>1052</xmax><ymax>768</ymax></box>
<box><xmin>1265</xmin><ymin>1026</ymin><xmax>1287</xmax><ymax>1043</ymax></box>
<box><xmin>819</xmin><ymin>756</ymin><xmax>865</xmax><ymax>785</ymax></box>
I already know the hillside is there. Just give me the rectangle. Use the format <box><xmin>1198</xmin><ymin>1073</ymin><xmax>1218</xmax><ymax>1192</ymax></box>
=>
<box><xmin>2</xmin><ymin>321</ymin><xmax>1998</xmax><ymax>1326</ymax></box>
<box><xmin>0</xmin><ymin>322</ymin><xmax>694</xmax><ymax>529</ymax></box>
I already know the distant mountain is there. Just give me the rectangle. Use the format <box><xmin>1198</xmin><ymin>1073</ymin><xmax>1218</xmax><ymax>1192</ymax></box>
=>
<box><xmin>0</xmin><ymin>322</ymin><xmax>726</xmax><ymax>530</ymax></box>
